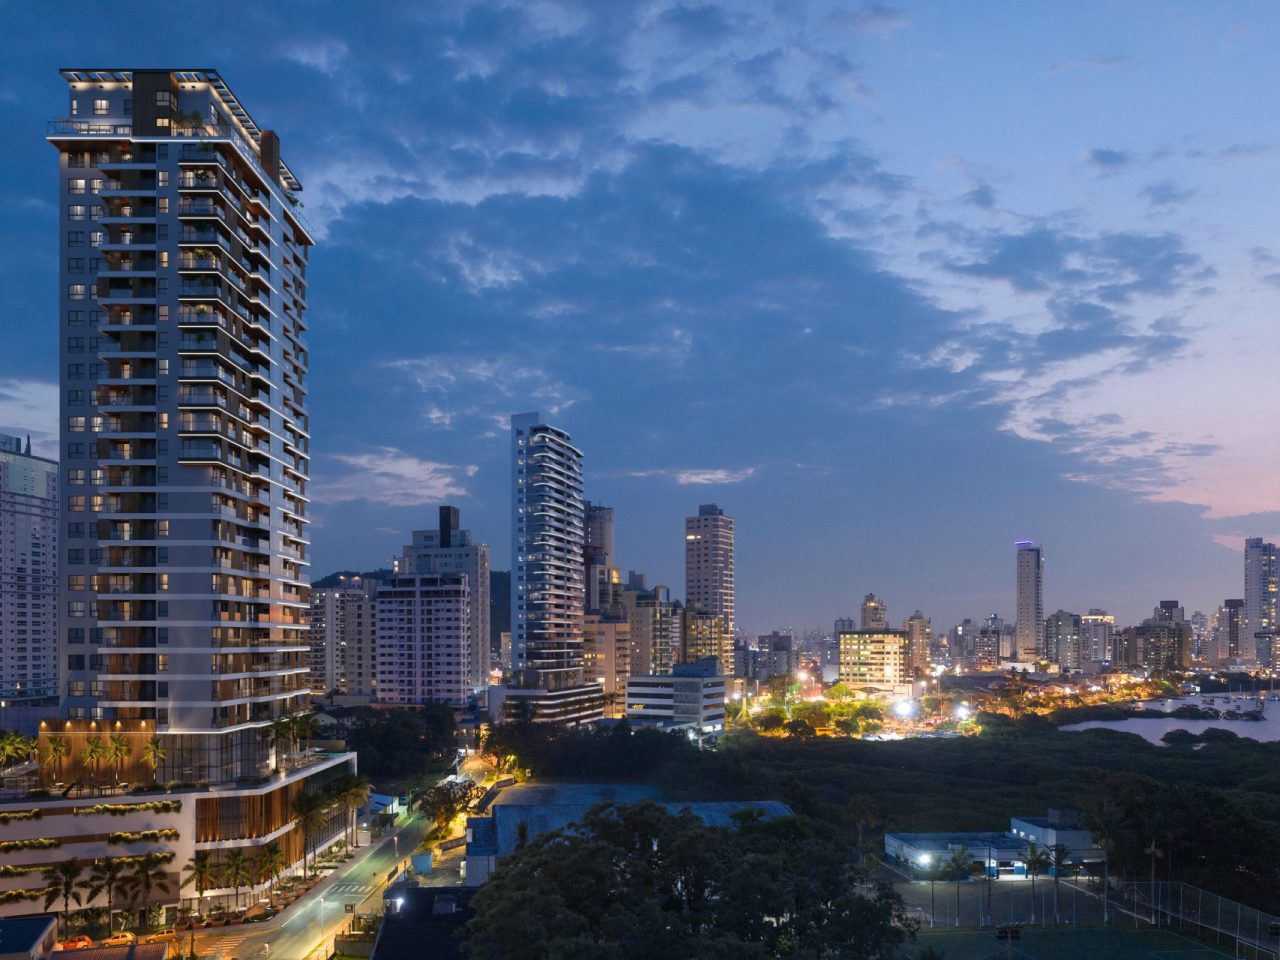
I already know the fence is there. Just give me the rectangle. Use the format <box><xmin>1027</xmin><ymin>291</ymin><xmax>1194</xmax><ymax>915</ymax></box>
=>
<box><xmin>1112</xmin><ymin>880</ymin><xmax>1280</xmax><ymax>960</ymax></box>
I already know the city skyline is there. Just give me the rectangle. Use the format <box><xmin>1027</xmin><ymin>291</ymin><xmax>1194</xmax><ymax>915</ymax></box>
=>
<box><xmin>3</xmin><ymin>3</ymin><xmax>1279</xmax><ymax>630</ymax></box>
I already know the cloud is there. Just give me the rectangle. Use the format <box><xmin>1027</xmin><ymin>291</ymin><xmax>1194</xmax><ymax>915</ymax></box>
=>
<box><xmin>1047</xmin><ymin>54</ymin><xmax>1129</xmax><ymax>74</ymax></box>
<box><xmin>629</xmin><ymin>467</ymin><xmax>758</xmax><ymax>485</ymax></box>
<box><xmin>0</xmin><ymin>379</ymin><xmax>57</xmax><ymax>455</ymax></box>
<box><xmin>388</xmin><ymin>354</ymin><xmax>582</xmax><ymax>431</ymax></box>
<box><xmin>1085</xmin><ymin>147</ymin><xmax>1132</xmax><ymax>170</ymax></box>
<box><xmin>1138</xmin><ymin>180</ymin><xmax>1195</xmax><ymax>207</ymax></box>
<box><xmin>962</xmin><ymin>182</ymin><xmax>996</xmax><ymax>210</ymax></box>
<box><xmin>312</xmin><ymin>447</ymin><xmax>478</xmax><ymax>507</ymax></box>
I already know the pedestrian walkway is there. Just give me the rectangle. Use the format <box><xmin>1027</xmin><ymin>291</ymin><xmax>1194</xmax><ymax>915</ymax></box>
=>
<box><xmin>325</xmin><ymin>880</ymin><xmax>374</xmax><ymax>898</ymax></box>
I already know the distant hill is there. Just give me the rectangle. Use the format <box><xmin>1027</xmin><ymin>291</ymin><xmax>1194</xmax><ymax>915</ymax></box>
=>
<box><xmin>312</xmin><ymin>569</ymin><xmax>394</xmax><ymax>588</ymax></box>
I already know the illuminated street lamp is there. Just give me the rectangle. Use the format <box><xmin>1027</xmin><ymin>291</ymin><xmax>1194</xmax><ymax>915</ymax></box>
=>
<box><xmin>918</xmin><ymin>854</ymin><xmax>936</xmax><ymax>926</ymax></box>
<box><xmin>893</xmin><ymin>700</ymin><xmax>915</xmax><ymax>721</ymax></box>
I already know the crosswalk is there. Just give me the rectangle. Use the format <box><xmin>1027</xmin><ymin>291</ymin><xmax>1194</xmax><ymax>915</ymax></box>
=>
<box><xmin>207</xmin><ymin>930</ymin><xmax>251</xmax><ymax>960</ymax></box>
<box><xmin>327</xmin><ymin>880</ymin><xmax>374</xmax><ymax>897</ymax></box>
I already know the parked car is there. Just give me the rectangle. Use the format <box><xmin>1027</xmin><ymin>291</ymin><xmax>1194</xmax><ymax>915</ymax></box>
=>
<box><xmin>102</xmin><ymin>932</ymin><xmax>137</xmax><ymax>946</ymax></box>
<box><xmin>57</xmin><ymin>936</ymin><xmax>93</xmax><ymax>951</ymax></box>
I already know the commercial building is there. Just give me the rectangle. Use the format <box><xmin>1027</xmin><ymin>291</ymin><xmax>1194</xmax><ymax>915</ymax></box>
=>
<box><xmin>861</xmin><ymin>594</ymin><xmax>887</xmax><ymax>630</ymax></box>
<box><xmin>0</xmin><ymin>435</ymin><xmax>59</xmax><ymax>717</ymax></box>
<box><xmin>48</xmin><ymin>68</ymin><xmax>321</xmax><ymax>781</ymax></box>
<box><xmin>1044</xmin><ymin>610</ymin><xmax>1083</xmax><ymax>671</ymax></box>
<box><xmin>308</xmin><ymin>575</ymin><xmax>377</xmax><ymax>700</ymax></box>
<box><xmin>684</xmin><ymin>504</ymin><xmax>734</xmax><ymax>635</ymax></box>
<box><xmin>582</xmin><ymin>611</ymin><xmax>630</xmax><ymax>715</ymax></box>
<box><xmin>502</xmin><ymin>413</ymin><xmax>602</xmax><ymax>723</ymax></box>
<box><xmin>374</xmin><ymin>574</ymin><xmax>470</xmax><ymax>706</ymax></box>
<box><xmin>394</xmin><ymin>506</ymin><xmax>490</xmax><ymax>693</ymax></box>
<box><xmin>1015</xmin><ymin>541</ymin><xmax>1044</xmax><ymax>658</ymax></box>
<box><xmin>624</xmin><ymin>656</ymin><xmax>727</xmax><ymax>740</ymax></box>
<box><xmin>836</xmin><ymin>629</ymin><xmax>910</xmax><ymax>698</ymax></box>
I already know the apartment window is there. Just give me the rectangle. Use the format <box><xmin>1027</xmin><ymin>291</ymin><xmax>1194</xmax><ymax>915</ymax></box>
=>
<box><xmin>123</xmin><ymin>99</ymin><xmax>132</xmax><ymax>116</ymax></box>
<box><xmin>67</xmin><ymin>310</ymin><xmax>85</xmax><ymax>325</ymax></box>
<box><xmin>67</xmin><ymin>655</ymin><xmax>85</xmax><ymax>671</ymax></box>
<box><xmin>68</xmin><ymin>205</ymin><xmax>87</xmax><ymax>220</ymax></box>
<box><xmin>157</xmin><ymin>413</ymin><xmax>169</xmax><ymax>430</ymax></box>
<box><xmin>67</xmin><ymin>363</ymin><xmax>84</xmax><ymax>379</ymax></box>
<box><xmin>158</xmin><ymin>251</ymin><xmax>169</xmax><ymax>267</ymax></box>
<box><xmin>93</xmin><ymin>99</ymin><xmax>109</xmax><ymax>116</ymax></box>
<box><xmin>90</xmin><ymin>231</ymin><xmax>105</xmax><ymax>247</ymax></box>
<box><xmin>158</xmin><ymin>628</ymin><xmax>169</xmax><ymax>645</ymax></box>
<box><xmin>68</xmin><ymin>496</ymin><xmax>85</xmax><ymax>511</ymax></box>
<box><xmin>67</xmin><ymin>628</ymin><xmax>85</xmax><ymax>645</ymax></box>
<box><xmin>66</xmin><ymin>259</ymin><xmax>85</xmax><ymax>273</ymax></box>
<box><xmin>67</xmin><ymin>523</ymin><xmax>84</xmax><ymax>538</ymax></box>
<box><xmin>67</xmin><ymin>337</ymin><xmax>85</xmax><ymax>352</ymax></box>
<box><xmin>68</xmin><ymin>179</ymin><xmax>87</xmax><ymax>194</ymax></box>
<box><xmin>157</xmin><ymin>198</ymin><xmax>169</xmax><ymax>214</ymax></box>
<box><xmin>90</xmin><ymin>468</ymin><xmax>105</xmax><ymax>484</ymax></box>
<box><xmin>68</xmin><ymin>231</ymin><xmax>85</xmax><ymax>247</ymax></box>
<box><xmin>158</xmin><ymin>520</ymin><xmax>169</xmax><ymax>537</ymax></box>
<box><xmin>157</xmin><ymin>655</ymin><xmax>169</xmax><ymax>672</ymax></box>
<box><xmin>68</xmin><ymin>681</ymin><xmax>86</xmax><ymax>697</ymax></box>
<box><xmin>67</xmin><ymin>601</ymin><xmax>86</xmax><ymax>618</ymax></box>
<box><xmin>157</xmin><ymin>305</ymin><xmax>169</xmax><ymax>322</ymax></box>
<box><xmin>157</xmin><ymin>602</ymin><xmax>168</xmax><ymax>618</ymax></box>
<box><xmin>157</xmin><ymin>682</ymin><xmax>169</xmax><ymax>698</ymax></box>
<box><xmin>157</xmin><ymin>171</ymin><xmax>168</xmax><ymax>187</ymax></box>
<box><xmin>67</xmin><ymin>417</ymin><xmax>86</xmax><ymax>432</ymax></box>
<box><xmin>158</xmin><ymin>359</ymin><xmax>169</xmax><ymax>375</ymax></box>
<box><xmin>155</xmin><ymin>91</ymin><xmax>174</xmax><ymax>108</ymax></box>
<box><xmin>88</xmin><ymin>259</ymin><xmax>100</xmax><ymax>274</ymax></box>
<box><xmin>68</xmin><ymin>283</ymin><xmax>87</xmax><ymax>299</ymax></box>
<box><xmin>67</xmin><ymin>575</ymin><xmax>85</xmax><ymax>591</ymax></box>
<box><xmin>70</xmin><ymin>99</ymin><xmax>79</xmax><ymax>116</ymax></box>
<box><xmin>67</xmin><ymin>549</ymin><xmax>84</xmax><ymax>565</ymax></box>
<box><xmin>158</xmin><ymin>574</ymin><xmax>169</xmax><ymax>591</ymax></box>
<box><xmin>67</xmin><ymin>469</ymin><xmax>85</xmax><ymax>485</ymax></box>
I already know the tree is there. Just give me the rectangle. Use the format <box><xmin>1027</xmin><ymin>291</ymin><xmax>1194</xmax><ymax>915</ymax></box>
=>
<box><xmin>941</xmin><ymin>846</ymin><xmax>972</xmax><ymax>927</ymax></box>
<box><xmin>141</xmin><ymin>737</ymin><xmax>165</xmax><ymax>781</ymax></box>
<box><xmin>44</xmin><ymin>734</ymin><xmax>69</xmax><ymax>782</ymax></box>
<box><xmin>107</xmin><ymin>733</ymin><xmax>130</xmax><ymax>784</ymax></box>
<box><xmin>42</xmin><ymin>861</ymin><xmax>84</xmax><ymax>924</ymax></box>
<box><xmin>784</xmin><ymin>717</ymin><xmax>816</xmax><ymax>738</ymax></box>
<box><xmin>88</xmin><ymin>857</ymin><xmax>131</xmax><ymax>932</ymax></box>
<box><xmin>222</xmin><ymin>850</ymin><xmax>251</xmax><ymax>910</ymax></box>
<box><xmin>1049</xmin><ymin>843</ymin><xmax>1072</xmax><ymax>924</ymax></box>
<box><xmin>1080</xmin><ymin>792</ymin><xmax>1122</xmax><ymax>924</ymax></box>
<box><xmin>180</xmin><ymin>851</ymin><xmax>217</xmax><ymax>914</ymax></box>
<box><xmin>791</xmin><ymin>701</ymin><xmax>831</xmax><ymax>729</ymax></box>
<box><xmin>291</xmin><ymin>792</ymin><xmax>330</xmax><ymax>878</ymax></box>
<box><xmin>127</xmin><ymin>854</ymin><xmax>172</xmax><ymax>931</ymax></box>
<box><xmin>81</xmin><ymin>736</ymin><xmax>106</xmax><ymax>783</ymax></box>
<box><xmin>253</xmin><ymin>844</ymin><xmax>285</xmax><ymax>890</ymax></box>
<box><xmin>0</xmin><ymin>730</ymin><xmax>34</xmax><ymax>769</ymax></box>
<box><xmin>334</xmin><ymin>774</ymin><xmax>373</xmax><ymax>848</ymax></box>
<box><xmin>846</xmin><ymin>795</ymin><xmax>884</xmax><ymax>870</ymax></box>
<box><xmin>464</xmin><ymin>801</ymin><xmax>913</xmax><ymax>960</ymax></box>
<box><xmin>418</xmin><ymin>780</ymin><xmax>484</xmax><ymax>833</ymax></box>
<box><xmin>1025</xmin><ymin>842</ymin><xmax>1051</xmax><ymax>924</ymax></box>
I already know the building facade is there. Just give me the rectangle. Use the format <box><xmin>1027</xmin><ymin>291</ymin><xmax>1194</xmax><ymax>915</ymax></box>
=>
<box><xmin>504</xmin><ymin>413</ymin><xmax>602</xmax><ymax>723</ymax></box>
<box><xmin>619</xmin><ymin>576</ymin><xmax>681</xmax><ymax>677</ymax></box>
<box><xmin>308</xmin><ymin>576</ymin><xmax>377</xmax><ymax>700</ymax></box>
<box><xmin>903</xmin><ymin>610</ymin><xmax>930</xmax><ymax>673</ymax></box>
<box><xmin>860</xmin><ymin>594</ymin><xmax>887</xmax><ymax>630</ymax></box>
<box><xmin>582</xmin><ymin>612</ymin><xmax>630</xmax><ymax>716</ymax></box>
<box><xmin>624</xmin><ymin>657</ymin><xmax>727</xmax><ymax>740</ymax></box>
<box><xmin>375</xmin><ymin>574</ymin><xmax>470</xmax><ymax>706</ymax></box>
<box><xmin>1015</xmin><ymin>541</ymin><xmax>1044</xmax><ymax>657</ymax></box>
<box><xmin>836</xmin><ymin>629</ymin><xmax>910</xmax><ymax>698</ymax></box>
<box><xmin>395</xmin><ymin>506</ymin><xmax>490</xmax><ymax>693</ymax></box>
<box><xmin>1044</xmin><ymin>609</ymin><xmax>1083</xmax><ymax>670</ymax></box>
<box><xmin>0</xmin><ymin>435</ymin><xmax>59</xmax><ymax>708</ymax></box>
<box><xmin>1081</xmin><ymin>609</ymin><xmax>1115</xmax><ymax>662</ymax></box>
<box><xmin>684</xmin><ymin>504</ymin><xmax>734</xmax><ymax>635</ymax></box>
<box><xmin>1244</xmin><ymin>537</ymin><xmax>1277</xmax><ymax>664</ymax></box>
<box><xmin>682</xmin><ymin>607</ymin><xmax>732</xmax><ymax>667</ymax></box>
<box><xmin>49</xmin><ymin>68</ymin><xmax>315</xmax><ymax>784</ymax></box>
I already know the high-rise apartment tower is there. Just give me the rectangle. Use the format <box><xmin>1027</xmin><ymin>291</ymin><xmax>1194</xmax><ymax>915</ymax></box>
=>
<box><xmin>685</xmin><ymin>504</ymin><xmax>734</xmax><ymax>634</ymax></box>
<box><xmin>1015</xmin><ymin>541</ymin><xmax>1044</xmax><ymax>657</ymax></box>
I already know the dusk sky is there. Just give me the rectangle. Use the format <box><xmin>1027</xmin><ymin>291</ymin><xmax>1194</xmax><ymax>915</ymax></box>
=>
<box><xmin>3</xmin><ymin>2</ymin><xmax>1278</xmax><ymax>633</ymax></box>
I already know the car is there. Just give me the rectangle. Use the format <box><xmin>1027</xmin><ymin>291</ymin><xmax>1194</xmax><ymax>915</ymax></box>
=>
<box><xmin>58</xmin><ymin>936</ymin><xmax>93</xmax><ymax>951</ymax></box>
<box><xmin>102</xmin><ymin>932</ymin><xmax>137</xmax><ymax>946</ymax></box>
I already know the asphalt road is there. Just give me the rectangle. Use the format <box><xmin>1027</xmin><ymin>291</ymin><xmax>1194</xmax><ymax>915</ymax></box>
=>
<box><xmin>192</xmin><ymin>812</ymin><xmax>429</xmax><ymax>960</ymax></box>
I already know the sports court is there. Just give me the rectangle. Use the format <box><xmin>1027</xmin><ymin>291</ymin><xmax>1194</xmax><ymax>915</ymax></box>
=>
<box><xmin>912</xmin><ymin>924</ymin><xmax>1251</xmax><ymax>960</ymax></box>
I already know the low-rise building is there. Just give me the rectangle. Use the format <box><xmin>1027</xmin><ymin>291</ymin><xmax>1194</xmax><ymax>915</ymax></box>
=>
<box><xmin>624</xmin><ymin>656</ymin><xmax>727</xmax><ymax>740</ymax></box>
<box><xmin>0</xmin><ymin>916</ymin><xmax>56</xmax><ymax>960</ymax></box>
<box><xmin>837</xmin><ymin>629</ymin><xmax>911</xmax><ymax>699</ymax></box>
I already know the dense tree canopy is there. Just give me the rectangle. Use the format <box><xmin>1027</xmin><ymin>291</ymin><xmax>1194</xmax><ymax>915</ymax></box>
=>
<box><xmin>464</xmin><ymin>802</ymin><xmax>913</xmax><ymax>960</ymax></box>
<box><xmin>334</xmin><ymin>704</ymin><xmax>456</xmax><ymax>784</ymax></box>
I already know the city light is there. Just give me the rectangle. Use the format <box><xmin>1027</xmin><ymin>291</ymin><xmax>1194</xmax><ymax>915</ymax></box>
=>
<box><xmin>955</xmin><ymin>704</ymin><xmax>971</xmax><ymax>721</ymax></box>
<box><xmin>893</xmin><ymin>700</ymin><xmax>915</xmax><ymax>719</ymax></box>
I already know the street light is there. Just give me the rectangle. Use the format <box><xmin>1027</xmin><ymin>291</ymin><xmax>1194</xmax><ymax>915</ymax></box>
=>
<box><xmin>918</xmin><ymin>854</ymin><xmax>935</xmax><ymax>926</ymax></box>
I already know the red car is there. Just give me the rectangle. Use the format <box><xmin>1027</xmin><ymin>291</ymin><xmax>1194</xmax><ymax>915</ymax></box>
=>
<box><xmin>58</xmin><ymin>937</ymin><xmax>93</xmax><ymax>951</ymax></box>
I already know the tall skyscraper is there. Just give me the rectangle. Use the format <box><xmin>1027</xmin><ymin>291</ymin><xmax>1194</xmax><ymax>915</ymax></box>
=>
<box><xmin>50</xmin><ymin>69</ymin><xmax>316</xmax><ymax>782</ymax></box>
<box><xmin>583</xmin><ymin>501</ymin><xmax>621</xmax><ymax>612</ymax></box>
<box><xmin>21</xmin><ymin>72</ymin><xmax>356</xmax><ymax>905</ymax></box>
<box><xmin>395</xmin><ymin>506</ymin><xmax>491</xmax><ymax>691</ymax></box>
<box><xmin>1044</xmin><ymin>610</ymin><xmax>1083</xmax><ymax>670</ymax></box>
<box><xmin>506</xmin><ymin>412</ymin><xmax>602</xmax><ymax>723</ymax></box>
<box><xmin>1219</xmin><ymin>599</ymin><xmax>1245</xmax><ymax>661</ymax></box>
<box><xmin>0</xmin><ymin>434</ymin><xmax>59</xmax><ymax>710</ymax></box>
<box><xmin>1244</xmin><ymin>537</ymin><xmax>1277</xmax><ymax>664</ymax></box>
<box><xmin>1015</xmin><ymin>541</ymin><xmax>1044</xmax><ymax>657</ymax></box>
<box><xmin>861</xmin><ymin>593</ymin><xmax>887</xmax><ymax>630</ymax></box>
<box><xmin>903</xmin><ymin>610</ymin><xmax>930</xmax><ymax>673</ymax></box>
<box><xmin>685</xmin><ymin>503</ymin><xmax>734</xmax><ymax>634</ymax></box>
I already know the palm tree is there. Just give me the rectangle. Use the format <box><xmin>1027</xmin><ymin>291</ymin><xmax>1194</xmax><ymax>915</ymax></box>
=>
<box><xmin>81</xmin><ymin>735</ymin><xmax>106</xmax><ymax>784</ymax></box>
<box><xmin>334</xmin><ymin>774</ymin><xmax>372</xmax><ymax>849</ymax></box>
<box><xmin>181</xmin><ymin>851</ymin><xmax>217</xmax><ymax>915</ymax></box>
<box><xmin>941</xmin><ymin>846</ymin><xmax>972</xmax><ymax>927</ymax></box>
<box><xmin>290</xmin><ymin>712</ymin><xmax>320</xmax><ymax>748</ymax></box>
<box><xmin>44</xmin><ymin>734</ymin><xmax>69</xmax><ymax>783</ymax></box>
<box><xmin>88</xmin><ymin>857</ymin><xmax>130</xmax><ymax>932</ymax></box>
<box><xmin>107</xmin><ymin>733</ymin><xmax>130</xmax><ymax>784</ymax></box>
<box><xmin>42</xmin><ymin>861</ymin><xmax>84</xmax><ymax>925</ymax></box>
<box><xmin>141</xmin><ymin>737</ymin><xmax>165</xmax><ymax>782</ymax></box>
<box><xmin>1081</xmin><ymin>793</ymin><xmax>1120</xmax><ymax>924</ymax></box>
<box><xmin>291</xmin><ymin>792</ymin><xmax>329</xmax><ymax>878</ymax></box>
<box><xmin>0</xmin><ymin>731</ymin><xmax>33</xmax><ymax>770</ymax></box>
<box><xmin>253</xmin><ymin>844</ymin><xmax>285</xmax><ymax>892</ymax></box>
<box><xmin>1025</xmin><ymin>842</ymin><xmax>1051</xmax><ymax>924</ymax></box>
<box><xmin>128</xmin><ymin>854</ymin><xmax>172</xmax><ymax>931</ymax></box>
<box><xmin>222</xmin><ymin>850</ymin><xmax>251</xmax><ymax>910</ymax></box>
<box><xmin>1049</xmin><ymin>843</ymin><xmax>1072</xmax><ymax>924</ymax></box>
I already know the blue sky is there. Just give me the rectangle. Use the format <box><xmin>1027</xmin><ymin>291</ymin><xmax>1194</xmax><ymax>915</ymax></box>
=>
<box><xmin>3</xmin><ymin>1</ymin><xmax>1278</xmax><ymax>633</ymax></box>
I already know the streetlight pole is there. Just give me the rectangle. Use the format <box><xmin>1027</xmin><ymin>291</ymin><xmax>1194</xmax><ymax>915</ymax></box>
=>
<box><xmin>918</xmin><ymin>855</ymin><xmax>935</xmax><ymax>927</ymax></box>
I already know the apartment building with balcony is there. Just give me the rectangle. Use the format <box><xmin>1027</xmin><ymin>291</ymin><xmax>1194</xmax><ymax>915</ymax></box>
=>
<box><xmin>46</xmin><ymin>67</ymin><xmax>345</xmax><ymax>783</ymax></box>
<box><xmin>309</xmin><ymin>575</ymin><xmax>377</xmax><ymax>701</ymax></box>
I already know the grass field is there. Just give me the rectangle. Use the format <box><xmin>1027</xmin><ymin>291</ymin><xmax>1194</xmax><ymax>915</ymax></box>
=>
<box><xmin>913</xmin><ymin>925</ymin><xmax>1240</xmax><ymax>960</ymax></box>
